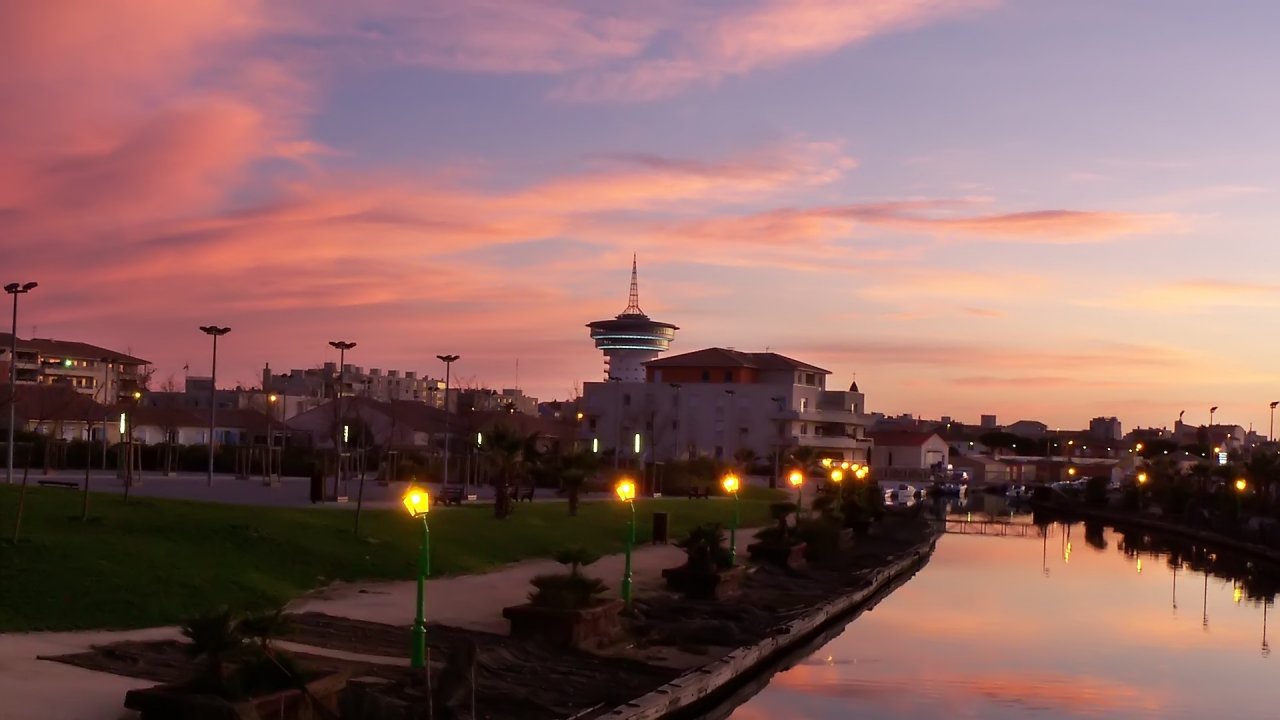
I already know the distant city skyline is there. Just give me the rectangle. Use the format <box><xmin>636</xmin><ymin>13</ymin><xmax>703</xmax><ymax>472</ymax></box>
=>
<box><xmin>4</xmin><ymin>1</ymin><xmax>1279</xmax><ymax>431</ymax></box>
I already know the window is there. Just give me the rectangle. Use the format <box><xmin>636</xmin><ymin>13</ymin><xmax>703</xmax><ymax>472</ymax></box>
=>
<box><xmin>701</xmin><ymin>370</ymin><xmax>710</xmax><ymax>382</ymax></box>
<box><xmin>800</xmin><ymin>398</ymin><xmax>808</xmax><ymax>412</ymax></box>
<box><xmin>800</xmin><ymin>423</ymin><xmax>808</xmax><ymax>435</ymax></box>
<box><xmin>805</xmin><ymin>372</ymin><xmax>816</xmax><ymax>385</ymax></box>
<box><xmin>588</xmin><ymin>418</ymin><xmax>597</xmax><ymax>431</ymax></box>
<box><xmin>623</xmin><ymin>393</ymin><xmax>631</xmax><ymax>406</ymax></box>
<box><xmin>723</xmin><ymin>370</ymin><xmax>733</xmax><ymax>382</ymax></box>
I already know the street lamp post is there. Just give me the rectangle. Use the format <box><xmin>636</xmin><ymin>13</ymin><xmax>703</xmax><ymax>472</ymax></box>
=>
<box><xmin>5</xmin><ymin>281</ymin><xmax>37</xmax><ymax>486</ymax></box>
<box><xmin>788</xmin><ymin>469</ymin><xmax>804</xmax><ymax>522</ymax></box>
<box><xmin>1270</xmin><ymin>401</ymin><xmax>1278</xmax><ymax>443</ymax></box>
<box><xmin>329</xmin><ymin>341</ymin><xmax>356</xmax><ymax>494</ymax></box>
<box><xmin>615</xmin><ymin>478</ymin><xmax>637</xmax><ymax>609</ymax></box>
<box><xmin>722</xmin><ymin>473</ymin><xmax>740</xmax><ymax>565</ymax></box>
<box><xmin>198</xmin><ymin>325</ymin><xmax>230</xmax><ymax>486</ymax></box>
<box><xmin>402</xmin><ymin>488</ymin><xmax>431</xmax><ymax>669</ymax></box>
<box><xmin>830</xmin><ymin>467</ymin><xmax>845</xmax><ymax>520</ymax></box>
<box><xmin>770</xmin><ymin>396</ymin><xmax>785</xmax><ymax>489</ymax></box>
<box><xmin>437</xmin><ymin>354</ymin><xmax>459</xmax><ymax>488</ymax></box>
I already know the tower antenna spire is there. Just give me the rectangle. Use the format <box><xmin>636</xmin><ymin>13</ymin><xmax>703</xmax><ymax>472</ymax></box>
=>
<box><xmin>622</xmin><ymin>252</ymin><xmax>645</xmax><ymax>316</ymax></box>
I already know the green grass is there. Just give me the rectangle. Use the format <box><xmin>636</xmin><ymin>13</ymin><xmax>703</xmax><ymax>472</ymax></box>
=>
<box><xmin>0</xmin><ymin>486</ymin><xmax>782</xmax><ymax>632</ymax></box>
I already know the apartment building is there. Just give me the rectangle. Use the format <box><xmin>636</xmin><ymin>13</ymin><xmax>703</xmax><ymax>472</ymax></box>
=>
<box><xmin>579</xmin><ymin>347</ymin><xmax>871</xmax><ymax>463</ymax></box>
<box><xmin>0</xmin><ymin>333</ymin><xmax>148</xmax><ymax>401</ymax></box>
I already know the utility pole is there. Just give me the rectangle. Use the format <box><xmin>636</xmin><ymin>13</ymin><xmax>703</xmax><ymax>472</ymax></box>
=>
<box><xmin>5</xmin><ymin>282</ymin><xmax>37</xmax><ymax>485</ymax></box>
<box><xmin>1270</xmin><ymin>401</ymin><xmax>1278</xmax><ymax>443</ymax></box>
<box><xmin>329</xmin><ymin>341</ymin><xmax>356</xmax><ymax>496</ymax></box>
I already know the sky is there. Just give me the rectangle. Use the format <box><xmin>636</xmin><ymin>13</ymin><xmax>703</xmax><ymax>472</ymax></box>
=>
<box><xmin>3</xmin><ymin>0</ymin><xmax>1279</xmax><ymax>432</ymax></box>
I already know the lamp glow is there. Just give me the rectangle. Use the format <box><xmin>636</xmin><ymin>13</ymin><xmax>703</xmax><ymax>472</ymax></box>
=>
<box><xmin>615</xmin><ymin>479</ymin><xmax>636</xmax><ymax>502</ymax></box>
<box><xmin>633</xmin><ymin>432</ymin><xmax>641</xmax><ymax>454</ymax></box>
<box><xmin>830</xmin><ymin>468</ymin><xmax>844</xmax><ymax>483</ymax></box>
<box><xmin>820</xmin><ymin>458</ymin><xmax>832</xmax><ymax>468</ymax></box>
<box><xmin>855</xmin><ymin>467</ymin><xmax>869</xmax><ymax>480</ymax></box>
<box><xmin>1137</xmin><ymin>472</ymin><xmax>1148</xmax><ymax>485</ymax></box>
<box><xmin>1236</xmin><ymin>478</ymin><xmax>1247</xmax><ymax>492</ymax></box>
<box><xmin>402</xmin><ymin>488</ymin><xmax>430</xmax><ymax>517</ymax></box>
<box><xmin>721</xmin><ymin>473</ymin><xmax>740</xmax><ymax>494</ymax></box>
<box><xmin>787</xmin><ymin>470</ymin><xmax>804</xmax><ymax>488</ymax></box>
<box><xmin>840</xmin><ymin>461</ymin><xmax>850</xmax><ymax>470</ymax></box>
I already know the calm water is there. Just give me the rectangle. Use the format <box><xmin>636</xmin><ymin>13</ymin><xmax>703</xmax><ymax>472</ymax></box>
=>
<box><xmin>730</xmin><ymin>502</ymin><xmax>1278</xmax><ymax>720</ymax></box>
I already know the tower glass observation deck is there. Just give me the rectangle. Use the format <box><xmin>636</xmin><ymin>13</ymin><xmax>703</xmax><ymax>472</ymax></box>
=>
<box><xmin>586</xmin><ymin>257</ymin><xmax>678</xmax><ymax>381</ymax></box>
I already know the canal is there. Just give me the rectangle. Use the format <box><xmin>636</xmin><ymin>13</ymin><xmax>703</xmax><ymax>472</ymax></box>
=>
<box><xmin>729</xmin><ymin>501</ymin><xmax>1277</xmax><ymax>720</ymax></box>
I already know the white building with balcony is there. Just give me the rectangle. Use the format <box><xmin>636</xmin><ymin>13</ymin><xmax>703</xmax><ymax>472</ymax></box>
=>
<box><xmin>0</xmin><ymin>333</ymin><xmax>148</xmax><ymax>402</ymax></box>
<box><xmin>578</xmin><ymin>347</ymin><xmax>871</xmax><ymax>464</ymax></box>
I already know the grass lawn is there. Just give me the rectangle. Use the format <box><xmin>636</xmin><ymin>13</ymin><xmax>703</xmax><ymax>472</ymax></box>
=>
<box><xmin>0</xmin><ymin>485</ymin><xmax>782</xmax><ymax>632</ymax></box>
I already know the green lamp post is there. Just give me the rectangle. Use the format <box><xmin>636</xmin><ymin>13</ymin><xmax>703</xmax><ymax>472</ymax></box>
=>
<box><xmin>402</xmin><ymin>488</ymin><xmax>431</xmax><ymax>669</ymax></box>
<box><xmin>615</xmin><ymin>478</ymin><xmax>637</xmax><ymax>610</ymax></box>
<box><xmin>721</xmin><ymin>473</ymin><xmax>741</xmax><ymax>564</ymax></box>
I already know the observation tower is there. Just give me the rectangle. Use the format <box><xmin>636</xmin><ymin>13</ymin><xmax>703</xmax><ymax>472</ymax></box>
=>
<box><xmin>587</xmin><ymin>256</ymin><xmax>679</xmax><ymax>381</ymax></box>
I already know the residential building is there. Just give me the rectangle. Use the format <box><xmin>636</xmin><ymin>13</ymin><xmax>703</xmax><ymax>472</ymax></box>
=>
<box><xmin>1088</xmin><ymin>416</ymin><xmax>1123</xmax><ymax>441</ymax></box>
<box><xmin>980</xmin><ymin>414</ymin><xmax>998</xmax><ymax>429</ymax></box>
<box><xmin>867</xmin><ymin>431</ymin><xmax>950</xmax><ymax>481</ymax></box>
<box><xmin>0</xmin><ymin>333</ymin><xmax>148</xmax><ymax>401</ymax></box>
<box><xmin>579</xmin><ymin>347</ymin><xmax>871</xmax><ymax>464</ymax></box>
<box><xmin>1004</xmin><ymin>420</ymin><xmax>1048</xmax><ymax>439</ymax></box>
<box><xmin>263</xmin><ymin>364</ymin><xmax>444</xmax><ymax>407</ymax></box>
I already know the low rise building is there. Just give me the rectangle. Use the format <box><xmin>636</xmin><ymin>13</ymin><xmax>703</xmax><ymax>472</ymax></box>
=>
<box><xmin>868</xmin><ymin>431</ymin><xmax>949</xmax><ymax>481</ymax></box>
<box><xmin>0</xmin><ymin>333</ymin><xmax>148</xmax><ymax>401</ymax></box>
<box><xmin>579</xmin><ymin>347</ymin><xmax>871</xmax><ymax>463</ymax></box>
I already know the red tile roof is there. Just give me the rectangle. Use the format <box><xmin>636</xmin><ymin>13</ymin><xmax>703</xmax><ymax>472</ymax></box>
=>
<box><xmin>645</xmin><ymin>347</ymin><xmax>828</xmax><ymax>373</ymax></box>
<box><xmin>868</xmin><ymin>431</ymin><xmax>940</xmax><ymax>447</ymax></box>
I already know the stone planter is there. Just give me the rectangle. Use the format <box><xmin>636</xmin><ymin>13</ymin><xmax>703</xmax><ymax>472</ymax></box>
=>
<box><xmin>124</xmin><ymin>671</ymin><xmax>347</xmax><ymax>720</ymax></box>
<box><xmin>746</xmin><ymin>541</ymin><xmax>807</xmax><ymax>570</ymax></box>
<box><xmin>661</xmin><ymin>564</ymin><xmax>747</xmax><ymax>600</ymax></box>
<box><xmin>502</xmin><ymin>598</ymin><xmax>623</xmax><ymax>649</ymax></box>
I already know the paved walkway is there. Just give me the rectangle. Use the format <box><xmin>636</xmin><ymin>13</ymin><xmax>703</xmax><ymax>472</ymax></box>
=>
<box><xmin>0</xmin><ymin>542</ymin><xmax>692</xmax><ymax>720</ymax></box>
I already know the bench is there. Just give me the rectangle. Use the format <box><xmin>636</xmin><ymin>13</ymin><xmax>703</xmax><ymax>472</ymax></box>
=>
<box><xmin>435</xmin><ymin>486</ymin><xmax>466</xmax><ymax>506</ymax></box>
<box><xmin>687</xmin><ymin>486</ymin><xmax>710</xmax><ymax>500</ymax></box>
<box><xmin>37</xmin><ymin>479</ymin><xmax>79</xmax><ymax>490</ymax></box>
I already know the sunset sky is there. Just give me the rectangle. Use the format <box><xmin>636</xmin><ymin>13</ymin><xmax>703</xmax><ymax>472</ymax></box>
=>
<box><xmin>4</xmin><ymin>1</ymin><xmax>1279</xmax><ymax>431</ymax></box>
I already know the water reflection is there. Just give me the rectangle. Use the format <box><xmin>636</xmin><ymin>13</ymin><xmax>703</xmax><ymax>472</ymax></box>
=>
<box><xmin>729</xmin><ymin>509</ymin><xmax>1278</xmax><ymax>720</ymax></box>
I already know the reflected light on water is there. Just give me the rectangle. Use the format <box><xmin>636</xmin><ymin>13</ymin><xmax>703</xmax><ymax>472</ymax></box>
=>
<box><xmin>730</xmin><ymin>517</ymin><xmax>1279</xmax><ymax>720</ymax></box>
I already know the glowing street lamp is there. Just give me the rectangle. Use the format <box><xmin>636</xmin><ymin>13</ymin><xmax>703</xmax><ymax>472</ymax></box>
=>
<box><xmin>616</xmin><ymin>478</ymin><xmax>637</xmax><ymax>609</ymax></box>
<box><xmin>788</xmin><ymin>468</ymin><xmax>805</xmax><ymax>518</ymax></box>
<box><xmin>854</xmin><ymin>466</ymin><xmax>869</xmax><ymax>481</ymax></box>
<box><xmin>402</xmin><ymin>487</ymin><xmax>431</xmax><ymax>669</ymax></box>
<box><xmin>1137</xmin><ymin>472</ymin><xmax>1148</xmax><ymax>484</ymax></box>
<box><xmin>722</xmin><ymin>473</ymin><xmax>740</xmax><ymax>565</ymax></box>
<box><xmin>1236</xmin><ymin>478</ymin><xmax>1247</xmax><ymax>492</ymax></box>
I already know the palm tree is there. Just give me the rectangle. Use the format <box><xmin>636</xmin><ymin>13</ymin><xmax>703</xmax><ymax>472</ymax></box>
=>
<box><xmin>788</xmin><ymin>446</ymin><xmax>823</xmax><ymax>478</ymax></box>
<box><xmin>556</xmin><ymin>450</ymin><xmax>598</xmax><ymax>516</ymax></box>
<box><xmin>482</xmin><ymin>425</ymin><xmax>534</xmax><ymax>519</ymax></box>
<box><xmin>732</xmin><ymin>447</ymin><xmax>758</xmax><ymax>472</ymax></box>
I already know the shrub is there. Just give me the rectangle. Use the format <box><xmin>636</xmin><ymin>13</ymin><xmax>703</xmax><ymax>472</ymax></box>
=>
<box><xmin>180</xmin><ymin>606</ymin><xmax>301</xmax><ymax>699</ymax></box>
<box><xmin>528</xmin><ymin>546</ymin><xmax>609</xmax><ymax>609</ymax></box>
<box><xmin>676</xmin><ymin>523</ymin><xmax>733</xmax><ymax>574</ymax></box>
<box><xmin>796</xmin><ymin>517</ymin><xmax>843</xmax><ymax>560</ymax></box>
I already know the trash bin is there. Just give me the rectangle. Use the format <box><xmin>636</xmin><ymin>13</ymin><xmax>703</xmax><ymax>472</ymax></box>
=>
<box><xmin>651</xmin><ymin>511</ymin><xmax>670</xmax><ymax>545</ymax></box>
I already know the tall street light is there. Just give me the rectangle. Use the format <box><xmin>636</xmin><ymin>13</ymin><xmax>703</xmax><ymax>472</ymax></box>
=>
<box><xmin>5</xmin><ymin>281</ymin><xmax>37</xmax><ymax>486</ymax></box>
<box><xmin>402</xmin><ymin>487</ymin><xmax>431</xmax><ymax>669</ymax></box>
<box><xmin>615</xmin><ymin>478</ymin><xmax>637</xmax><ymax>610</ymax></box>
<box><xmin>721</xmin><ymin>472</ymin><xmax>740</xmax><ymax>565</ymax></box>
<box><xmin>669</xmin><ymin>383</ymin><xmax>682</xmax><ymax>462</ymax></box>
<box><xmin>329</xmin><ymin>341</ymin><xmax>356</xmax><ymax>489</ymax></box>
<box><xmin>1270</xmin><ymin>401</ymin><xmax>1278</xmax><ymax>443</ymax></box>
<box><xmin>199</xmin><ymin>326</ymin><xmax>231</xmax><ymax>486</ymax></box>
<box><xmin>436</xmin><ymin>354</ymin><xmax>460</xmax><ymax>487</ymax></box>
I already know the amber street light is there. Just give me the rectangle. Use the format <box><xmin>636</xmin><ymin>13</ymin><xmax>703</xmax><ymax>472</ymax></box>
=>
<box><xmin>402</xmin><ymin>487</ymin><xmax>431</xmax><ymax>669</ymax></box>
<box><xmin>788</xmin><ymin>469</ymin><xmax>805</xmax><ymax>519</ymax></box>
<box><xmin>721</xmin><ymin>473</ymin><xmax>741</xmax><ymax>565</ymax></box>
<box><xmin>616</xmin><ymin>478</ymin><xmax>637</xmax><ymax>609</ymax></box>
<box><xmin>854</xmin><ymin>466</ymin><xmax>869</xmax><ymax>481</ymax></box>
<box><xmin>1236</xmin><ymin>478</ymin><xmax>1247</xmax><ymax>492</ymax></box>
<box><xmin>1137</xmin><ymin>472</ymin><xmax>1148</xmax><ymax>484</ymax></box>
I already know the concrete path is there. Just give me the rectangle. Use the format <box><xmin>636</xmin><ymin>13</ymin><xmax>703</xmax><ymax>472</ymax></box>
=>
<box><xmin>0</xmin><ymin>543</ymin><xmax>693</xmax><ymax>720</ymax></box>
<box><xmin>291</xmin><ymin>542</ymin><xmax>688</xmax><ymax>634</ymax></box>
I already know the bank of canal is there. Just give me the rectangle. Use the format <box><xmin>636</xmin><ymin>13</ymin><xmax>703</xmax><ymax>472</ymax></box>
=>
<box><xmin>729</xmin><ymin>516</ymin><xmax>1278</xmax><ymax>720</ymax></box>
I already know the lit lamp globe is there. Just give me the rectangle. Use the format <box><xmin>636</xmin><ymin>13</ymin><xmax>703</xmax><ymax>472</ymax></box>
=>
<box><xmin>1137</xmin><ymin>473</ymin><xmax>1148</xmax><ymax>485</ymax></box>
<box><xmin>855</xmin><ymin>467</ymin><xmax>869</xmax><ymax>481</ymax></box>
<box><xmin>1236</xmin><ymin>478</ymin><xmax>1247</xmax><ymax>492</ymax></box>
<box><xmin>787</xmin><ymin>470</ymin><xmax>804</xmax><ymax>489</ymax></box>
<box><xmin>830</xmin><ymin>468</ymin><xmax>844</xmax><ymax>484</ymax></box>
<box><xmin>721</xmin><ymin>474</ymin><xmax>740</xmax><ymax>494</ymax></box>
<box><xmin>403</xmin><ymin>488</ymin><xmax>430</xmax><ymax>517</ymax></box>
<box><xmin>615</xmin><ymin>479</ymin><xmax>637</xmax><ymax>502</ymax></box>
<box><xmin>820</xmin><ymin>458</ymin><xmax>833</xmax><ymax>469</ymax></box>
